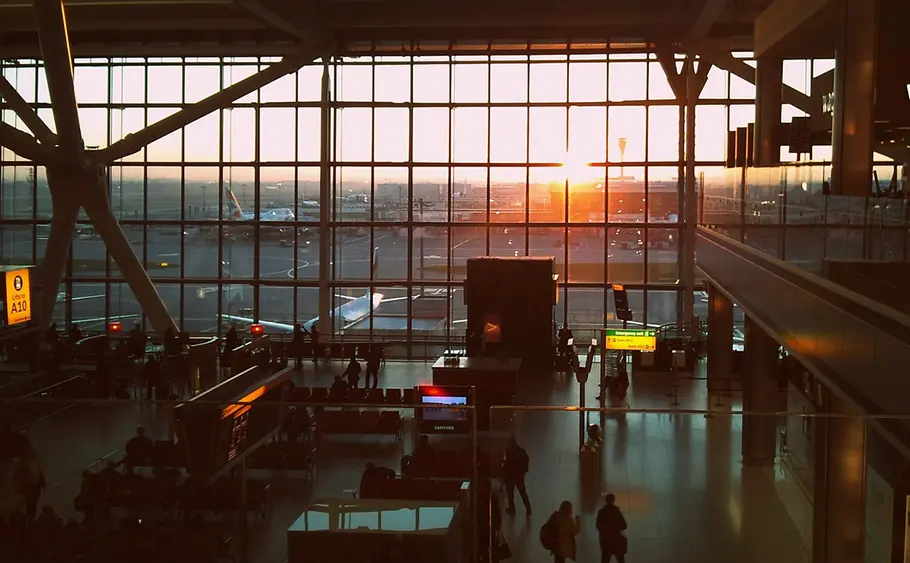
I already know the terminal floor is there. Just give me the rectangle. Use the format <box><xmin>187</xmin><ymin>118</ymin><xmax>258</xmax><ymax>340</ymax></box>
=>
<box><xmin>27</xmin><ymin>360</ymin><xmax>807</xmax><ymax>563</ymax></box>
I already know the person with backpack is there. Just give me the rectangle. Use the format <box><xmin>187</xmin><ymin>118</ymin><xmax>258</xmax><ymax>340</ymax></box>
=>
<box><xmin>501</xmin><ymin>437</ymin><xmax>531</xmax><ymax>515</ymax></box>
<box><xmin>540</xmin><ymin>500</ymin><xmax>579</xmax><ymax>562</ymax></box>
<box><xmin>596</xmin><ymin>493</ymin><xmax>628</xmax><ymax>562</ymax></box>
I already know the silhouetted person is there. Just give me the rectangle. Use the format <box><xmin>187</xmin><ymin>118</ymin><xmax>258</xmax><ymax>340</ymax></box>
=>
<box><xmin>125</xmin><ymin>426</ymin><xmax>154</xmax><ymax>469</ymax></box>
<box><xmin>128</xmin><ymin>322</ymin><xmax>146</xmax><ymax>360</ymax></box>
<box><xmin>344</xmin><ymin>353</ymin><xmax>362</xmax><ymax>388</ymax></box>
<box><xmin>292</xmin><ymin>324</ymin><xmax>306</xmax><ymax>368</ymax></box>
<box><xmin>410</xmin><ymin>434</ymin><xmax>436</xmax><ymax>475</ymax></box>
<box><xmin>596</xmin><ymin>493</ymin><xmax>628</xmax><ymax>563</ymax></box>
<box><xmin>308</xmin><ymin>325</ymin><xmax>321</xmax><ymax>363</ymax></box>
<box><xmin>502</xmin><ymin>437</ymin><xmax>531</xmax><ymax>515</ymax></box>
<box><xmin>330</xmin><ymin>375</ymin><xmax>348</xmax><ymax>396</ymax></box>
<box><xmin>551</xmin><ymin>500</ymin><xmax>580</xmax><ymax>563</ymax></box>
<box><xmin>359</xmin><ymin>460</ymin><xmax>396</xmax><ymax>498</ymax></box>
<box><xmin>45</xmin><ymin>323</ymin><xmax>58</xmax><ymax>346</ymax></box>
<box><xmin>365</xmin><ymin>344</ymin><xmax>382</xmax><ymax>388</ymax></box>
<box><xmin>144</xmin><ymin>358</ymin><xmax>162</xmax><ymax>400</ymax></box>
<box><xmin>15</xmin><ymin>447</ymin><xmax>45</xmax><ymax>522</ymax></box>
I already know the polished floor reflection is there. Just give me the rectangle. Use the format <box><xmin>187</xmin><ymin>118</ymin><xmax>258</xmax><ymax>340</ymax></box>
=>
<box><xmin>24</xmin><ymin>360</ymin><xmax>806</xmax><ymax>563</ymax></box>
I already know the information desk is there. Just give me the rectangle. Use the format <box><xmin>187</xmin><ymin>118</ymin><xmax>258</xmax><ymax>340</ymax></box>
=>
<box><xmin>287</xmin><ymin>498</ymin><xmax>460</xmax><ymax>563</ymax></box>
<box><xmin>432</xmin><ymin>356</ymin><xmax>519</xmax><ymax>431</ymax></box>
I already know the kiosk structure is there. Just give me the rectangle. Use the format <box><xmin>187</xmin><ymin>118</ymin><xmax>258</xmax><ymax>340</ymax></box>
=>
<box><xmin>431</xmin><ymin>356</ymin><xmax>519</xmax><ymax>431</ymax></box>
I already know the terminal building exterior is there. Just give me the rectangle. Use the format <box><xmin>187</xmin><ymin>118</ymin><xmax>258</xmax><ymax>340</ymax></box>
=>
<box><xmin>1</xmin><ymin>0</ymin><xmax>909</xmax><ymax>561</ymax></box>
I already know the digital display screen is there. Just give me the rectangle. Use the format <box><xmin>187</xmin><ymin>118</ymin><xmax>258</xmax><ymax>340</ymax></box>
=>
<box><xmin>420</xmin><ymin>395</ymin><xmax>468</xmax><ymax>421</ymax></box>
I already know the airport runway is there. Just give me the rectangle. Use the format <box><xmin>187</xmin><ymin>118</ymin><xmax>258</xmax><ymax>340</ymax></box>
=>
<box><xmin>3</xmin><ymin>225</ymin><xmax>751</xmax><ymax>336</ymax></box>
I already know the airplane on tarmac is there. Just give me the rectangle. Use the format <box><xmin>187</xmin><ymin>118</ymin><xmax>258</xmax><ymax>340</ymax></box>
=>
<box><xmin>224</xmin><ymin>186</ymin><xmax>296</xmax><ymax>222</ymax></box>
<box><xmin>221</xmin><ymin>248</ymin><xmax>420</xmax><ymax>333</ymax></box>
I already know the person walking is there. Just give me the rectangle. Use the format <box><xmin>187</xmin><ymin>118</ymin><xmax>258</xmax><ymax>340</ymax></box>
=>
<box><xmin>595</xmin><ymin>493</ymin><xmax>628</xmax><ymax>563</ymax></box>
<box><xmin>501</xmin><ymin>437</ymin><xmax>531</xmax><ymax>515</ymax></box>
<box><xmin>541</xmin><ymin>500</ymin><xmax>579</xmax><ymax>563</ymax></box>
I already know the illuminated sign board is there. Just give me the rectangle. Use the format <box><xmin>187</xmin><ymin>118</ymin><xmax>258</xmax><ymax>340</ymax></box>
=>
<box><xmin>5</xmin><ymin>269</ymin><xmax>31</xmax><ymax>326</ymax></box>
<box><xmin>604</xmin><ymin>328</ymin><xmax>656</xmax><ymax>352</ymax></box>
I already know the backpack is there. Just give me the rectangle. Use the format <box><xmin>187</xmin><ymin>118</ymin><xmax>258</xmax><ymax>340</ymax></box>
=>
<box><xmin>539</xmin><ymin>513</ymin><xmax>558</xmax><ymax>551</ymax></box>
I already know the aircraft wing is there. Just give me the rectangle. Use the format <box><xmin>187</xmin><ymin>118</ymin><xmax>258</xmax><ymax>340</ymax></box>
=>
<box><xmin>221</xmin><ymin>314</ymin><xmax>294</xmax><ymax>333</ymax></box>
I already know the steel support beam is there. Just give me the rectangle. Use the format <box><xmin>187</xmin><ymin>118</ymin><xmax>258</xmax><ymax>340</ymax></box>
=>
<box><xmin>317</xmin><ymin>62</ymin><xmax>331</xmax><ymax>334</ymax></box>
<box><xmin>37</xmin><ymin>172</ymin><xmax>78</xmax><ymax>329</ymax></box>
<box><xmin>81</xmin><ymin>172</ymin><xmax>177</xmax><ymax>332</ymax></box>
<box><xmin>0</xmin><ymin>75</ymin><xmax>57</xmax><ymax>145</ymax></box>
<box><xmin>682</xmin><ymin>57</ymin><xmax>703</xmax><ymax>325</ymax></box>
<box><xmin>0</xmin><ymin>121</ymin><xmax>58</xmax><ymax>163</ymax></box>
<box><xmin>33</xmin><ymin>0</ymin><xmax>83</xmax><ymax>159</ymax></box>
<box><xmin>97</xmin><ymin>48</ymin><xmax>318</xmax><ymax>163</ymax></box>
<box><xmin>690</xmin><ymin>39</ymin><xmax>813</xmax><ymax>115</ymax></box>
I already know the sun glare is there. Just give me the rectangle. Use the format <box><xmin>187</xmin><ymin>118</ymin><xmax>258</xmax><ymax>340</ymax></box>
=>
<box><xmin>561</xmin><ymin>153</ymin><xmax>601</xmax><ymax>186</ymax></box>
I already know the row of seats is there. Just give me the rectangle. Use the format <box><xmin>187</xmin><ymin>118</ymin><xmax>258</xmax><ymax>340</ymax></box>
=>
<box><xmin>315</xmin><ymin>409</ymin><xmax>402</xmax><ymax>438</ymax></box>
<box><xmin>277</xmin><ymin>341</ymin><xmax>383</xmax><ymax>360</ymax></box>
<box><xmin>290</xmin><ymin>386</ymin><xmax>415</xmax><ymax>405</ymax></box>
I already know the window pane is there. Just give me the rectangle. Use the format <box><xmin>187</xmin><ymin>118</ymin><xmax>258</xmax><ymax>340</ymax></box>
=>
<box><xmin>647</xmin><ymin>106</ymin><xmax>679</xmax><ymax>162</ymax></box>
<box><xmin>74</xmin><ymin>66</ymin><xmax>108</xmax><ymax>104</ymax></box>
<box><xmin>529</xmin><ymin>168</ymin><xmax>566</xmax><ymax>222</ymax></box>
<box><xmin>452</xmin><ymin>167</ymin><xmax>487</xmax><ymax>222</ymax></box>
<box><xmin>146</xmin><ymin>166</ymin><xmax>182</xmax><ymax>221</ymax></box>
<box><xmin>413</xmin><ymin>64</ymin><xmax>450</xmax><ymax>103</ymax></box>
<box><xmin>185</xmin><ymin>112</ymin><xmax>219</xmax><ymax>163</ymax></box>
<box><xmin>374</xmin><ymin>65</ymin><xmax>410</xmax><ymax>103</ymax></box>
<box><xmin>147</xmin><ymin>66</ymin><xmax>183</xmax><ymax>103</ymax></box>
<box><xmin>648</xmin><ymin>61</ymin><xmax>676</xmax><ymax>100</ymax></box>
<box><xmin>451</xmin><ymin>226</ymin><xmax>486</xmax><ymax>281</ymax></box>
<box><xmin>260</xmin><ymin>108</ymin><xmax>296</xmax><ymax>162</ymax></box>
<box><xmin>373</xmin><ymin>227</ymin><xmax>405</xmax><ymax>281</ymax></box>
<box><xmin>452</xmin><ymin>108</ymin><xmax>488</xmax><ymax>163</ymax></box>
<box><xmin>72</xmin><ymin>282</ymin><xmax>108</xmax><ymax>328</ymax></box>
<box><xmin>570</xmin><ymin>62</ymin><xmax>607</xmax><ymax>103</ymax></box>
<box><xmin>297</xmin><ymin>108</ymin><xmax>321</xmax><ymax>162</ymax></box>
<box><xmin>647</xmin><ymin>167</ymin><xmax>680</xmax><ymax>222</ymax></box>
<box><xmin>184</xmin><ymin>66</ymin><xmax>221</xmax><ymax>103</ymax></box>
<box><xmin>338</xmin><ymin>64</ymin><xmax>372</xmax><ymax>102</ymax></box>
<box><xmin>490</xmin><ymin>63</ymin><xmax>527</xmax><ymax>103</ymax></box>
<box><xmin>609</xmin><ymin>62</ymin><xmax>646</xmax><ymax>102</ymax></box>
<box><xmin>184</xmin><ymin>284</ymin><xmax>219</xmax><ymax>333</ymax></box>
<box><xmin>223</xmin><ymin>108</ymin><xmax>256</xmax><ymax>162</ymax></box>
<box><xmin>338</xmin><ymin>108</ymin><xmax>372</xmax><ymax>162</ymax></box>
<box><xmin>334</xmin><ymin>166</ymin><xmax>371</xmax><ymax>221</ymax></box>
<box><xmin>568</xmin><ymin>228</ymin><xmax>605</xmax><ymax>283</ymax></box>
<box><xmin>413</xmin><ymin>108</ymin><xmax>450</xmax><ymax>163</ymax></box>
<box><xmin>567</xmin><ymin>288</ymin><xmax>604</xmax><ymax>334</ymax></box>
<box><xmin>374</xmin><ymin>108</ymin><xmax>409</xmax><ymax>162</ymax></box>
<box><xmin>695</xmin><ymin>105</ymin><xmax>728</xmax><ymax>161</ymax></box>
<box><xmin>647</xmin><ymin>289</ymin><xmax>678</xmax><ymax>327</ymax></box>
<box><xmin>568</xmin><ymin>106</ymin><xmax>606</xmax><ymax>164</ymax></box>
<box><xmin>608</xmin><ymin>106</ymin><xmax>645</xmax><ymax>163</ymax></box>
<box><xmin>414</xmin><ymin>167</ymin><xmax>448</xmax><ymax>221</ymax></box>
<box><xmin>490</xmin><ymin>108</ymin><xmax>527</xmax><ymax>163</ymax></box>
<box><xmin>609</xmin><ymin>168</ymin><xmax>645</xmax><ymax>221</ymax></box>
<box><xmin>453</xmin><ymin>64</ymin><xmax>488</xmax><ymax>103</ymax></box>
<box><xmin>490</xmin><ymin>167</ymin><xmax>526</xmax><ymax>223</ymax></box>
<box><xmin>606</xmin><ymin>289</ymin><xmax>643</xmax><ymax>328</ymax></box>
<box><xmin>608</xmin><ymin>227</ymin><xmax>644</xmax><ymax>283</ymax></box>
<box><xmin>260</xmin><ymin>286</ymin><xmax>296</xmax><ymax>326</ymax></box>
<box><xmin>529</xmin><ymin>107</ymin><xmax>566</xmax><ymax>163</ymax></box>
<box><xmin>530</xmin><ymin>63</ymin><xmax>567</xmax><ymax>103</ymax></box>
<box><xmin>647</xmin><ymin>227</ymin><xmax>680</xmax><ymax>283</ymax></box>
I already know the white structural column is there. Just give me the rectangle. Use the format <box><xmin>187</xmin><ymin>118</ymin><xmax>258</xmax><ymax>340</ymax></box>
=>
<box><xmin>682</xmin><ymin>59</ymin><xmax>698</xmax><ymax>325</ymax></box>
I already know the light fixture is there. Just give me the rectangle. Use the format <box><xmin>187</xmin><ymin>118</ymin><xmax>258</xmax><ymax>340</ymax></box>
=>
<box><xmin>250</xmin><ymin>323</ymin><xmax>264</xmax><ymax>335</ymax></box>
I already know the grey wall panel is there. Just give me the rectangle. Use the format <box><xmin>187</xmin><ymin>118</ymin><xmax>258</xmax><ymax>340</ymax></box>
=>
<box><xmin>696</xmin><ymin>227</ymin><xmax>910</xmax><ymax>445</ymax></box>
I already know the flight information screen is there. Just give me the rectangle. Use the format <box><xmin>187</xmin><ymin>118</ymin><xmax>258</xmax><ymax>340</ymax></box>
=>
<box><xmin>421</xmin><ymin>395</ymin><xmax>468</xmax><ymax>421</ymax></box>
